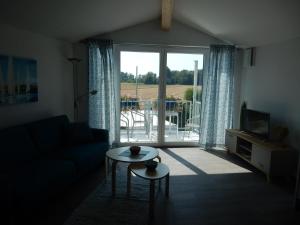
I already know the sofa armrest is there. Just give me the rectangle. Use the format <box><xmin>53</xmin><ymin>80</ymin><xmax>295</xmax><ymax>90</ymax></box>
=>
<box><xmin>91</xmin><ymin>128</ymin><xmax>109</xmax><ymax>143</ymax></box>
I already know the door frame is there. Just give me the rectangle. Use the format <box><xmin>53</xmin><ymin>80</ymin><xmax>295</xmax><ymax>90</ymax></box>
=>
<box><xmin>163</xmin><ymin>46</ymin><xmax>209</xmax><ymax>146</ymax></box>
<box><xmin>114</xmin><ymin>44</ymin><xmax>208</xmax><ymax>147</ymax></box>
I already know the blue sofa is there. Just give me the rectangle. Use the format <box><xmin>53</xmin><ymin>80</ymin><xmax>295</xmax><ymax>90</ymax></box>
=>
<box><xmin>0</xmin><ymin>115</ymin><xmax>109</xmax><ymax>220</ymax></box>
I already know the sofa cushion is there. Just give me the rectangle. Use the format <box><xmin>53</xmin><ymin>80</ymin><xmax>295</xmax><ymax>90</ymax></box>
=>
<box><xmin>65</xmin><ymin>122</ymin><xmax>94</xmax><ymax>146</ymax></box>
<box><xmin>27</xmin><ymin>115</ymin><xmax>69</xmax><ymax>154</ymax></box>
<box><xmin>13</xmin><ymin>159</ymin><xmax>76</xmax><ymax>210</ymax></box>
<box><xmin>0</xmin><ymin>126</ymin><xmax>37</xmax><ymax>171</ymax></box>
<box><xmin>60</xmin><ymin>142</ymin><xmax>109</xmax><ymax>176</ymax></box>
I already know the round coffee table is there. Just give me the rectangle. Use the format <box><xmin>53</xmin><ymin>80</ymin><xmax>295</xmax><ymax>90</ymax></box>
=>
<box><xmin>127</xmin><ymin>163</ymin><xmax>170</xmax><ymax>219</ymax></box>
<box><xmin>105</xmin><ymin>146</ymin><xmax>160</xmax><ymax>196</ymax></box>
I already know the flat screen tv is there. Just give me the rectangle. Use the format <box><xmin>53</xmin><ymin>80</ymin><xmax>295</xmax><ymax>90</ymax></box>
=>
<box><xmin>241</xmin><ymin>109</ymin><xmax>270</xmax><ymax>139</ymax></box>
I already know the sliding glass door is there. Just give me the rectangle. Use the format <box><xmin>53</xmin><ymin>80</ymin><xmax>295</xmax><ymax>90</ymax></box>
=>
<box><xmin>165</xmin><ymin>52</ymin><xmax>204</xmax><ymax>143</ymax></box>
<box><xmin>116</xmin><ymin>45</ymin><xmax>207</xmax><ymax>146</ymax></box>
<box><xmin>119</xmin><ymin>49</ymin><xmax>160</xmax><ymax>143</ymax></box>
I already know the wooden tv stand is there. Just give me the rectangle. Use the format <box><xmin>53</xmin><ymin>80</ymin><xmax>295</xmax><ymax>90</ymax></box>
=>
<box><xmin>225</xmin><ymin>129</ymin><xmax>296</xmax><ymax>181</ymax></box>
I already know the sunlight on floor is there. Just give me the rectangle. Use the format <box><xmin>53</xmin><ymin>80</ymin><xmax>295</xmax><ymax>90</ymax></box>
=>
<box><xmin>159</xmin><ymin>148</ymin><xmax>252</xmax><ymax>176</ymax></box>
<box><xmin>158</xmin><ymin>149</ymin><xmax>198</xmax><ymax>176</ymax></box>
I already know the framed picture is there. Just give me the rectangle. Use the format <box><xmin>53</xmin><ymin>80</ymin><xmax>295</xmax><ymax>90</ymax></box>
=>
<box><xmin>0</xmin><ymin>55</ymin><xmax>38</xmax><ymax>105</ymax></box>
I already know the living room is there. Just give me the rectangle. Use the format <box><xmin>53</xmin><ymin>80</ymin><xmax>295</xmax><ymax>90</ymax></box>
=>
<box><xmin>0</xmin><ymin>1</ymin><xmax>300</xmax><ymax>225</ymax></box>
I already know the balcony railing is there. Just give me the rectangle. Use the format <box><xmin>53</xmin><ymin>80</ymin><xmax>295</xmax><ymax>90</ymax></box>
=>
<box><xmin>120</xmin><ymin>99</ymin><xmax>201</xmax><ymax>142</ymax></box>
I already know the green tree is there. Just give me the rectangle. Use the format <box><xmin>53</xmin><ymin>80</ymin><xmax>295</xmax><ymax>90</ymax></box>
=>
<box><xmin>144</xmin><ymin>72</ymin><xmax>158</xmax><ymax>84</ymax></box>
<box><xmin>184</xmin><ymin>88</ymin><xmax>193</xmax><ymax>101</ymax></box>
<box><xmin>166</xmin><ymin>67</ymin><xmax>176</xmax><ymax>84</ymax></box>
<box><xmin>184</xmin><ymin>88</ymin><xmax>202</xmax><ymax>101</ymax></box>
<box><xmin>120</xmin><ymin>72</ymin><xmax>135</xmax><ymax>83</ymax></box>
<box><xmin>121</xmin><ymin>69</ymin><xmax>203</xmax><ymax>85</ymax></box>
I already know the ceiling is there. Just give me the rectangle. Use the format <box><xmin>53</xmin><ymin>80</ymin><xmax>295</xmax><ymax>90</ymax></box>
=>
<box><xmin>0</xmin><ymin>0</ymin><xmax>299</xmax><ymax>46</ymax></box>
<box><xmin>175</xmin><ymin>0</ymin><xmax>300</xmax><ymax>46</ymax></box>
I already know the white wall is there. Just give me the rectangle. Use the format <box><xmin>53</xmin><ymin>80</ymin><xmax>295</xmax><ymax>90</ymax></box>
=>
<box><xmin>97</xmin><ymin>19</ymin><xmax>224</xmax><ymax>46</ymax></box>
<box><xmin>0</xmin><ymin>24</ymin><xmax>74</xmax><ymax>128</ymax></box>
<box><xmin>240</xmin><ymin>38</ymin><xmax>300</xmax><ymax>201</ymax></box>
<box><xmin>233</xmin><ymin>49</ymin><xmax>243</xmax><ymax>129</ymax></box>
<box><xmin>240</xmin><ymin>37</ymin><xmax>300</xmax><ymax>149</ymax></box>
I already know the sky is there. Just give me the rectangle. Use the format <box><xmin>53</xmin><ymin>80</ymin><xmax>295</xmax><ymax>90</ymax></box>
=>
<box><xmin>120</xmin><ymin>51</ymin><xmax>203</xmax><ymax>75</ymax></box>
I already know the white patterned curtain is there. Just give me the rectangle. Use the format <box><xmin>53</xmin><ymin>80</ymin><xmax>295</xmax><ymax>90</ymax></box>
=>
<box><xmin>199</xmin><ymin>45</ymin><xmax>235</xmax><ymax>148</ymax></box>
<box><xmin>88</xmin><ymin>40</ymin><xmax>116</xmax><ymax>144</ymax></box>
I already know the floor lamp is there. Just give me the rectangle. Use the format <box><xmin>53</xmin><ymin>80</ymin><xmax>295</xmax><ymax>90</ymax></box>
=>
<box><xmin>75</xmin><ymin>90</ymin><xmax>98</xmax><ymax>120</ymax></box>
<box><xmin>68</xmin><ymin>57</ymin><xmax>81</xmax><ymax>121</ymax></box>
<box><xmin>68</xmin><ymin>57</ymin><xmax>98</xmax><ymax>122</ymax></box>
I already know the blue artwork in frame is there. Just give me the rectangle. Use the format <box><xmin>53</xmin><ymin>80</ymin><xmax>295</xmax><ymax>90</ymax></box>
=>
<box><xmin>0</xmin><ymin>55</ymin><xmax>38</xmax><ymax>105</ymax></box>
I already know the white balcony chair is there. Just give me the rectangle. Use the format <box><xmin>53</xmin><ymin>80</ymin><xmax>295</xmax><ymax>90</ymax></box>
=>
<box><xmin>130</xmin><ymin>101</ymin><xmax>153</xmax><ymax>139</ymax></box>
<box><xmin>184</xmin><ymin>115</ymin><xmax>201</xmax><ymax>140</ymax></box>
<box><xmin>120</xmin><ymin>111</ymin><xmax>130</xmax><ymax>141</ymax></box>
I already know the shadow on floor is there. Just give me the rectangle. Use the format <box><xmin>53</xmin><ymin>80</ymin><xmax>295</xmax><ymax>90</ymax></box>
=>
<box><xmin>16</xmin><ymin>148</ymin><xmax>300</xmax><ymax>225</ymax></box>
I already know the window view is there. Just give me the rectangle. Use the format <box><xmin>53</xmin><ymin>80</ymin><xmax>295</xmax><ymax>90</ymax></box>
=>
<box><xmin>120</xmin><ymin>50</ymin><xmax>203</xmax><ymax>144</ymax></box>
<box><xmin>120</xmin><ymin>51</ymin><xmax>160</xmax><ymax>143</ymax></box>
<box><xmin>165</xmin><ymin>53</ymin><xmax>203</xmax><ymax>142</ymax></box>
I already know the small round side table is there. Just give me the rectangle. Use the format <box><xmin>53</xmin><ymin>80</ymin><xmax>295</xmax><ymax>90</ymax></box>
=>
<box><xmin>105</xmin><ymin>146</ymin><xmax>159</xmax><ymax>196</ymax></box>
<box><xmin>127</xmin><ymin>163</ymin><xmax>170</xmax><ymax>219</ymax></box>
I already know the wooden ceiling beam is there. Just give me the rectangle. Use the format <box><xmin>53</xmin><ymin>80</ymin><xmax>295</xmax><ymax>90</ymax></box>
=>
<box><xmin>161</xmin><ymin>0</ymin><xmax>174</xmax><ymax>31</ymax></box>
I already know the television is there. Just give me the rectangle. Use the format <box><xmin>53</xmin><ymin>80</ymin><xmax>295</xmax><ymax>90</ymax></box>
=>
<box><xmin>241</xmin><ymin>109</ymin><xmax>270</xmax><ymax>139</ymax></box>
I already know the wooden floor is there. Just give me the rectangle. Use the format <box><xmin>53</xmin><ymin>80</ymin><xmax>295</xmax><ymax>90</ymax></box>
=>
<box><xmin>32</xmin><ymin>148</ymin><xmax>299</xmax><ymax>225</ymax></box>
<box><xmin>153</xmin><ymin>148</ymin><xmax>299</xmax><ymax>225</ymax></box>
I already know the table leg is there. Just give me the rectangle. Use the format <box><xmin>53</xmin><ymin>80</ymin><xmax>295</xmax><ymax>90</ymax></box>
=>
<box><xmin>111</xmin><ymin>160</ymin><xmax>117</xmax><ymax>196</ymax></box>
<box><xmin>127</xmin><ymin>165</ymin><xmax>131</xmax><ymax>196</ymax></box>
<box><xmin>155</xmin><ymin>155</ymin><xmax>162</xmax><ymax>186</ymax></box>
<box><xmin>149</xmin><ymin>180</ymin><xmax>155</xmax><ymax>219</ymax></box>
<box><xmin>168</xmin><ymin>116</ymin><xmax>171</xmax><ymax>134</ymax></box>
<box><xmin>176</xmin><ymin>114</ymin><xmax>179</xmax><ymax>138</ymax></box>
<box><xmin>165</xmin><ymin>174</ymin><xmax>169</xmax><ymax>198</ymax></box>
<box><xmin>105</xmin><ymin>156</ymin><xmax>109</xmax><ymax>182</ymax></box>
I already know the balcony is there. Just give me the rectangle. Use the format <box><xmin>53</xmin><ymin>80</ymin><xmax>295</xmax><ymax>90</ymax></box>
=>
<box><xmin>120</xmin><ymin>100</ymin><xmax>201</xmax><ymax>143</ymax></box>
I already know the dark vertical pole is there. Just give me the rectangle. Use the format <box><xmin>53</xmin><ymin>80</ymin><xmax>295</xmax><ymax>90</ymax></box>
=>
<box><xmin>105</xmin><ymin>156</ymin><xmax>110</xmax><ymax>183</ymax></box>
<box><xmin>127</xmin><ymin>165</ymin><xmax>131</xmax><ymax>196</ymax></box>
<box><xmin>68</xmin><ymin>58</ymin><xmax>81</xmax><ymax>122</ymax></box>
<box><xmin>73</xmin><ymin>62</ymin><xmax>78</xmax><ymax>121</ymax></box>
<box><xmin>149</xmin><ymin>180</ymin><xmax>155</xmax><ymax>219</ymax></box>
<box><xmin>165</xmin><ymin>174</ymin><xmax>169</xmax><ymax>198</ymax></box>
<box><xmin>111</xmin><ymin>160</ymin><xmax>117</xmax><ymax>197</ymax></box>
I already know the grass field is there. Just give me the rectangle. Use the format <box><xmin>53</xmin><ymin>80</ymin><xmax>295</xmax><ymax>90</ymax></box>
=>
<box><xmin>121</xmin><ymin>83</ymin><xmax>200</xmax><ymax>100</ymax></box>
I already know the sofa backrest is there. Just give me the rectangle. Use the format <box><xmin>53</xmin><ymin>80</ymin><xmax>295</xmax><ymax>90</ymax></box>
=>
<box><xmin>26</xmin><ymin>115</ymin><xmax>70</xmax><ymax>154</ymax></box>
<box><xmin>0</xmin><ymin>126</ymin><xmax>38</xmax><ymax>171</ymax></box>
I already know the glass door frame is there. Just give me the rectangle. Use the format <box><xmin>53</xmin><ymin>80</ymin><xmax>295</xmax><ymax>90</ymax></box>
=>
<box><xmin>163</xmin><ymin>46</ymin><xmax>209</xmax><ymax>146</ymax></box>
<box><xmin>114</xmin><ymin>44</ymin><xmax>208</xmax><ymax>147</ymax></box>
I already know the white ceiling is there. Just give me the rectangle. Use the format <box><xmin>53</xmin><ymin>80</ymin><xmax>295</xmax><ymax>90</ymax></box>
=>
<box><xmin>0</xmin><ymin>0</ymin><xmax>299</xmax><ymax>46</ymax></box>
<box><xmin>175</xmin><ymin>0</ymin><xmax>300</xmax><ymax>46</ymax></box>
<box><xmin>0</xmin><ymin>0</ymin><xmax>161</xmax><ymax>42</ymax></box>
